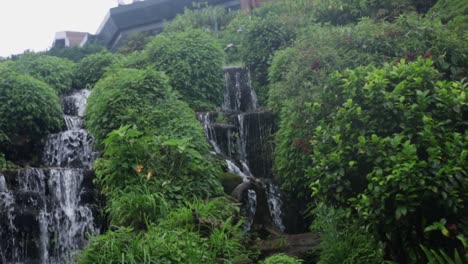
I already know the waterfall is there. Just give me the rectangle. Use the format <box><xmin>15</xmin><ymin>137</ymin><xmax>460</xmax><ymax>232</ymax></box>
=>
<box><xmin>198</xmin><ymin>66</ymin><xmax>284</xmax><ymax>231</ymax></box>
<box><xmin>0</xmin><ymin>89</ymin><xmax>99</xmax><ymax>264</ymax></box>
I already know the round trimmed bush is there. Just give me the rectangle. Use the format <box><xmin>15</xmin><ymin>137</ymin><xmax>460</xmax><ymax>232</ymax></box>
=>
<box><xmin>73</xmin><ymin>51</ymin><xmax>120</xmax><ymax>89</ymax></box>
<box><xmin>86</xmin><ymin>67</ymin><xmax>173</xmax><ymax>145</ymax></box>
<box><xmin>0</xmin><ymin>66</ymin><xmax>63</xmax><ymax>161</ymax></box>
<box><xmin>144</xmin><ymin>30</ymin><xmax>224</xmax><ymax>110</ymax></box>
<box><xmin>14</xmin><ymin>53</ymin><xmax>75</xmax><ymax>94</ymax></box>
<box><xmin>85</xmin><ymin>67</ymin><xmax>208</xmax><ymax>151</ymax></box>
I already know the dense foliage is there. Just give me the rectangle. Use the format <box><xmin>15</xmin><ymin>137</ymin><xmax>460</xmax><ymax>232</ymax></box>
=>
<box><xmin>86</xmin><ymin>68</ymin><xmax>172</xmax><ymax>145</ymax></box>
<box><xmin>143</xmin><ymin>30</ymin><xmax>224</xmax><ymax>110</ymax></box>
<box><xmin>1</xmin><ymin>0</ymin><xmax>466</xmax><ymax>263</ymax></box>
<box><xmin>272</xmin><ymin>13</ymin><xmax>468</xmax><ymax>205</ymax></box>
<box><xmin>311</xmin><ymin>204</ymin><xmax>386</xmax><ymax>264</ymax></box>
<box><xmin>80</xmin><ymin>198</ymin><xmax>251</xmax><ymax>264</ymax></box>
<box><xmin>164</xmin><ymin>4</ymin><xmax>237</xmax><ymax>36</ymax></box>
<box><xmin>429</xmin><ymin>0</ymin><xmax>468</xmax><ymax>30</ymax></box>
<box><xmin>73</xmin><ymin>51</ymin><xmax>120</xmax><ymax>89</ymax></box>
<box><xmin>94</xmin><ymin>126</ymin><xmax>222</xmax><ymax>204</ymax></box>
<box><xmin>116</xmin><ymin>32</ymin><xmax>152</xmax><ymax>55</ymax></box>
<box><xmin>306</xmin><ymin>59</ymin><xmax>466</xmax><ymax>262</ymax></box>
<box><xmin>309</xmin><ymin>0</ymin><xmax>436</xmax><ymax>25</ymax></box>
<box><xmin>0</xmin><ymin>66</ymin><xmax>63</xmax><ymax>161</ymax></box>
<box><xmin>46</xmin><ymin>42</ymin><xmax>105</xmax><ymax>62</ymax></box>
<box><xmin>262</xmin><ymin>254</ymin><xmax>303</xmax><ymax>264</ymax></box>
<box><xmin>13</xmin><ymin>53</ymin><xmax>75</xmax><ymax>94</ymax></box>
<box><xmin>240</xmin><ymin>13</ymin><xmax>296</xmax><ymax>103</ymax></box>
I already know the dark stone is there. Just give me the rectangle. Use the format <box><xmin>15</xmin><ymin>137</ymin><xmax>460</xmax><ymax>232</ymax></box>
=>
<box><xmin>79</xmin><ymin>190</ymin><xmax>95</xmax><ymax>205</ymax></box>
<box><xmin>14</xmin><ymin>190</ymin><xmax>45</xmax><ymax>209</ymax></box>
<box><xmin>280</xmin><ymin>193</ymin><xmax>310</xmax><ymax>234</ymax></box>
<box><xmin>81</xmin><ymin>170</ymin><xmax>96</xmax><ymax>190</ymax></box>
<box><xmin>13</xmin><ymin>206</ymin><xmax>41</xmax><ymax>237</ymax></box>
<box><xmin>220</xmin><ymin>172</ymin><xmax>243</xmax><ymax>194</ymax></box>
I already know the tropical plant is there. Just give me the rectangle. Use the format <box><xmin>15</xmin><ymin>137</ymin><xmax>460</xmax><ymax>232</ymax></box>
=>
<box><xmin>421</xmin><ymin>246</ymin><xmax>467</xmax><ymax>264</ymax></box>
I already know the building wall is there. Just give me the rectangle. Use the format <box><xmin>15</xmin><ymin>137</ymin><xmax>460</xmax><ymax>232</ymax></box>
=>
<box><xmin>97</xmin><ymin>0</ymin><xmax>241</xmax><ymax>49</ymax></box>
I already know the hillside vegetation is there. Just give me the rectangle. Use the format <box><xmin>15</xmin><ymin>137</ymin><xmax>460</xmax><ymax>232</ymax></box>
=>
<box><xmin>0</xmin><ymin>0</ymin><xmax>466</xmax><ymax>263</ymax></box>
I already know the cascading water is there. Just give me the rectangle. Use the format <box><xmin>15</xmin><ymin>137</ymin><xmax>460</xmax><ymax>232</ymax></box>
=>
<box><xmin>0</xmin><ymin>89</ymin><xmax>99</xmax><ymax>264</ymax></box>
<box><xmin>198</xmin><ymin>66</ymin><xmax>284</xmax><ymax>231</ymax></box>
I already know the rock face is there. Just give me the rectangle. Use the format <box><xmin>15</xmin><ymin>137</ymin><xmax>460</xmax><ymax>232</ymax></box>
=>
<box><xmin>198</xmin><ymin>66</ymin><xmax>284</xmax><ymax>231</ymax></box>
<box><xmin>0</xmin><ymin>89</ymin><xmax>100</xmax><ymax>264</ymax></box>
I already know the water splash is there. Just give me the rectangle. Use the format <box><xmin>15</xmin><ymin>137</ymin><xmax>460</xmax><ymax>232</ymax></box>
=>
<box><xmin>43</xmin><ymin>129</ymin><xmax>96</xmax><ymax>168</ymax></box>
<box><xmin>0</xmin><ymin>89</ymin><xmax>99</xmax><ymax>263</ymax></box>
<box><xmin>62</xmin><ymin>89</ymin><xmax>90</xmax><ymax>117</ymax></box>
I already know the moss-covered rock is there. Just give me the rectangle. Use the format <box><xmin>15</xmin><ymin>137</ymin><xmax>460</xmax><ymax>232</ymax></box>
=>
<box><xmin>220</xmin><ymin>172</ymin><xmax>243</xmax><ymax>194</ymax></box>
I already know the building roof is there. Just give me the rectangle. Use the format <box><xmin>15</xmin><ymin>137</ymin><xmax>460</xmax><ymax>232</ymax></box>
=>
<box><xmin>53</xmin><ymin>31</ymin><xmax>91</xmax><ymax>48</ymax></box>
<box><xmin>97</xmin><ymin>0</ymin><xmax>240</xmax><ymax>49</ymax></box>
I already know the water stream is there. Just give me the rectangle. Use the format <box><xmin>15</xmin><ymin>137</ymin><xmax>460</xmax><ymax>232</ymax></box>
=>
<box><xmin>0</xmin><ymin>89</ymin><xmax>99</xmax><ymax>264</ymax></box>
<box><xmin>198</xmin><ymin>66</ymin><xmax>284</xmax><ymax>231</ymax></box>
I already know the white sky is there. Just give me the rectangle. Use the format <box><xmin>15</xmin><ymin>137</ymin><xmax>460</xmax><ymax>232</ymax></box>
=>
<box><xmin>0</xmin><ymin>0</ymin><xmax>135</xmax><ymax>57</ymax></box>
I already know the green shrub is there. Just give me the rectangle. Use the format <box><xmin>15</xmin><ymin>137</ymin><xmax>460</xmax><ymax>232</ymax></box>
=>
<box><xmin>0</xmin><ymin>153</ymin><xmax>16</xmax><ymax>170</ymax></box>
<box><xmin>429</xmin><ymin>0</ymin><xmax>468</xmax><ymax>29</ymax></box>
<box><xmin>347</xmin><ymin>15</ymin><xmax>468</xmax><ymax>80</ymax></box>
<box><xmin>73</xmin><ymin>51</ymin><xmax>120</xmax><ymax>89</ymax></box>
<box><xmin>46</xmin><ymin>42</ymin><xmax>105</xmax><ymax>62</ymax></box>
<box><xmin>308</xmin><ymin>59</ymin><xmax>467</xmax><ymax>262</ymax></box>
<box><xmin>268</xmin><ymin>14</ymin><xmax>467</xmax><ymax>112</ymax></box>
<box><xmin>143</xmin><ymin>30</ymin><xmax>224</xmax><ymax>110</ymax></box>
<box><xmin>271</xmin><ymin>14</ymin><xmax>467</xmax><ymax>205</ymax></box>
<box><xmin>262</xmin><ymin>254</ymin><xmax>303</xmax><ymax>264</ymax></box>
<box><xmin>85</xmin><ymin>67</ymin><xmax>173</xmax><ymax>146</ymax></box>
<box><xmin>240</xmin><ymin>14</ymin><xmax>296</xmax><ymax>103</ymax></box>
<box><xmin>273</xmin><ymin>101</ymin><xmax>315</xmax><ymax>202</ymax></box>
<box><xmin>94</xmin><ymin>125</ymin><xmax>222</xmax><ymax>203</ymax></box>
<box><xmin>164</xmin><ymin>4</ymin><xmax>237</xmax><ymax>36</ymax></box>
<box><xmin>106</xmin><ymin>186</ymin><xmax>169</xmax><ymax>229</ymax></box>
<box><xmin>0</xmin><ymin>67</ymin><xmax>63</xmax><ymax>160</ymax></box>
<box><xmin>80</xmin><ymin>199</ymin><xmax>251</xmax><ymax>264</ymax></box>
<box><xmin>116</xmin><ymin>32</ymin><xmax>152</xmax><ymax>55</ymax></box>
<box><xmin>158</xmin><ymin>197</ymin><xmax>240</xmax><ymax>230</ymax></box>
<box><xmin>13</xmin><ymin>53</ymin><xmax>75</xmax><ymax>94</ymax></box>
<box><xmin>312</xmin><ymin>205</ymin><xmax>386</xmax><ymax>264</ymax></box>
<box><xmin>309</xmin><ymin>0</ymin><xmax>436</xmax><ymax>25</ymax></box>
